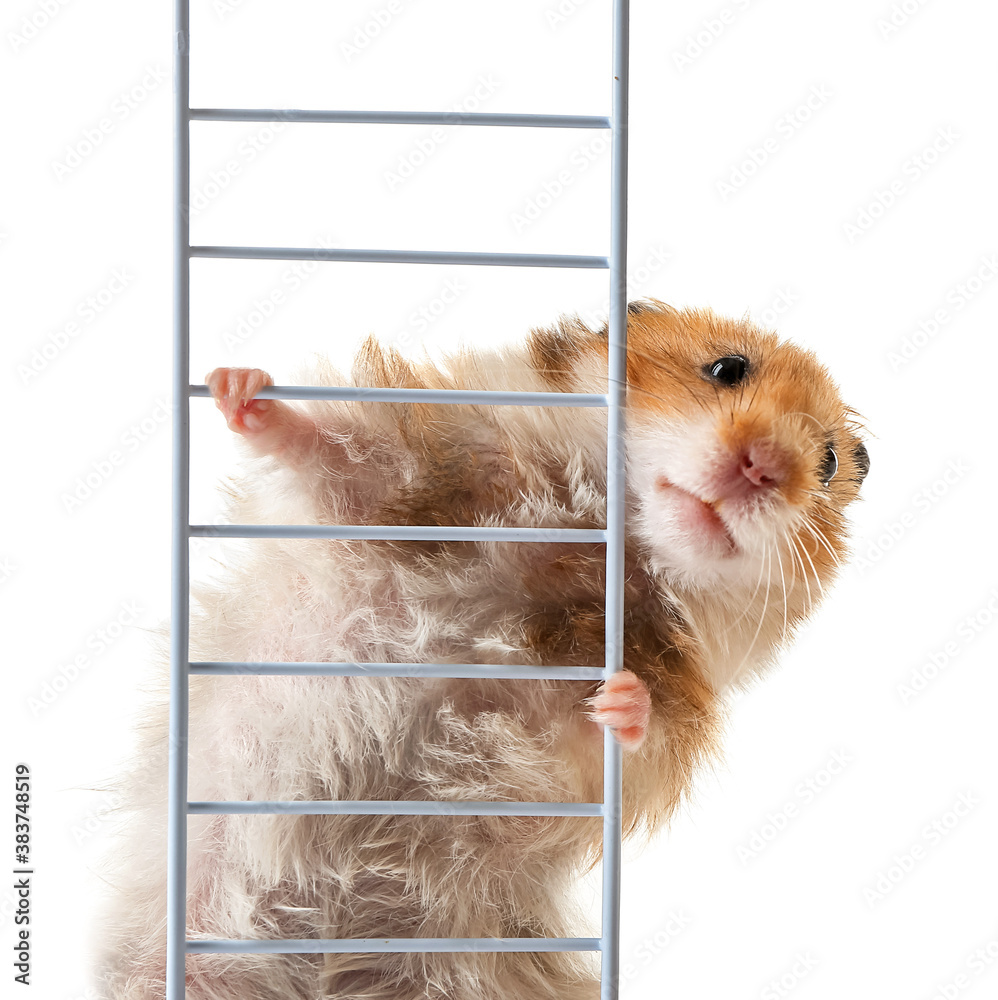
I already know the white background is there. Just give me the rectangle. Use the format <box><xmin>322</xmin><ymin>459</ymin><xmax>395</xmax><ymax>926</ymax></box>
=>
<box><xmin>4</xmin><ymin>0</ymin><xmax>998</xmax><ymax>997</ymax></box>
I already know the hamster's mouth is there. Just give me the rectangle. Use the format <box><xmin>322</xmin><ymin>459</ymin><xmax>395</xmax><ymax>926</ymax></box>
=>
<box><xmin>654</xmin><ymin>477</ymin><xmax>737</xmax><ymax>555</ymax></box>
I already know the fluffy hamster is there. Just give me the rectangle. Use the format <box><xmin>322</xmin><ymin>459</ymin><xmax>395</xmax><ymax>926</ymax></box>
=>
<box><xmin>96</xmin><ymin>300</ymin><xmax>869</xmax><ymax>1000</ymax></box>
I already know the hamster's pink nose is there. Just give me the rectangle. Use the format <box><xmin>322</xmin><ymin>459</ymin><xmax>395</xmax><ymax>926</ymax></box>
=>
<box><xmin>738</xmin><ymin>440</ymin><xmax>789</xmax><ymax>489</ymax></box>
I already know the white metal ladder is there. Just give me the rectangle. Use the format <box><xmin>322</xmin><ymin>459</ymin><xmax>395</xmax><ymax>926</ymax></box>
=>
<box><xmin>169</xmin><ymin>3</ymin><xmax>629</xmax><ymax>997</ymax></box>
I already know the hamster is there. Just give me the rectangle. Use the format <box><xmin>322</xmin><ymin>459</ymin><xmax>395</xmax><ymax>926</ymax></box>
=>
<box><xmin>96</xmin><ymin>300</ymin><xmax>869</xmax><ymax>1000</ymax></box>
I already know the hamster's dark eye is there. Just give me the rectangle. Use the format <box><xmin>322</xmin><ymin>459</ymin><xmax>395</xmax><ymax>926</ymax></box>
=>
<box><xmin>704</xmin><ymin>355</ymin><xmax>749</xmax><ymax>386</ymax></box>
<box><xmin>853</xmin><ymin>442</ymin><xmax>870</xmax><ymax>482</ymax></box>
<box><xmin>819</xmin><ymin>445</ymin><xmax>838</xmax><ymax>486</ymax></box>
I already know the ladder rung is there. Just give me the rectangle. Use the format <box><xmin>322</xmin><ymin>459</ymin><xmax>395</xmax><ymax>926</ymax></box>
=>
<box><xmin>186</xmin><ymin>937</ymin><xmax>602</xmax><ymax>954</ymax></box>
<box><xmin>190</xmin><ymin>246</ymin><xmax>609</xmax><ymax>269</ymax></box>
<box><xmin>189</xmin><ymin>384</ymin><xmax>609</xmax><ymax>407</ymax></box>
<box><xmin>191</xmin><ymin>662</ymin><xmax>605</xmax><ymax>680</ymax></box>
<box><xmin>188</xmin><ymin>525</ymin><xmax>607</xmax><ymax>543</ymax></box>
<box><xmin>188</xmin><ymin>801</ymin><xmax>603</xmax><ymax>817</ymax></box>
<box><xmin>190</xmin><ymin>108</ymin><xmax>611</xmax><ymax>129</ymax></box>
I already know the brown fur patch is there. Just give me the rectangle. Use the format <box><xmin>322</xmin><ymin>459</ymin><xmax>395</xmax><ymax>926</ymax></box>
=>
<box><xmin>526</xmin><ymin>316</ymin><xmax>595</xmax><ymax>391</ymax></box>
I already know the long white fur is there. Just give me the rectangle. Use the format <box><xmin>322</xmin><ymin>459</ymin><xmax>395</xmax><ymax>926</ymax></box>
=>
<box><xmin>95</xmin><ymin>311</ymin><xmax>862</xmax><ymax>1000</ymax></box>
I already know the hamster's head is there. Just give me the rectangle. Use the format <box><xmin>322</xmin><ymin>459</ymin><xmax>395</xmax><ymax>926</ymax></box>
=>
<box><xmin>622</xmin><ymin>302</ymin><xmax>869</xmax><ymax>597</ymax></box>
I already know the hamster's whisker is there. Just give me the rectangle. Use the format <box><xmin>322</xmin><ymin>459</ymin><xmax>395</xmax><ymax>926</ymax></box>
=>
<box><xmin>744</xmin><ymin>371</ymin><xmax>764</xmax><ymax>415</ymax></box>
<box><xmin>775</xmin><ymin>545</ymin><xmax>789</xmax><ymax>642</ymax></box>
<box><xmin>805</xmin><ymin>508</ymin><xmax>842</xmax><ymax>532</ymax></box>
<box><xmin>802</xmin><ymin>517</ymin><xmax>841</xmax><ymax>568</ymax></box>
<box><xmin>804</xmin><ymin>516</ymin><xmax>840</xmax><ymax>561</ymax></box>
<box><xmin>773</xmin><ymin>411</ymin><xmax>826</xmax><ymax>435</ymax></box>
<box><xmin>709</xmin><ymin>381</ymin><xmax>722</xmax><ymax>416</ymax></box>
<box><xmin>733</xmin><ymin>543</ymin><xmax>773</xmax><ymax>677</ymax></box>
<box><xmin>627</xmin><ymin>378</ymin><xmax>710</xmax><ymax>416</ymax></box>
<box><xmin>780</xmin><ymin>528</ymin><xmax>798</xmax><ymax>590</ymax></box>
<box><xmin>795</xmin><ymin>534</ymin><xmax>825</xmax><ymax>599</ymax></box>
<box><xmin>788</xmin><ymin>534</ymin><xmax>814</xmax><ymax>615</ymax></box>
<box><xmin>713</xmin><ymin>542</ymin><xmax>770</xmax><ymax>638</ymax></box>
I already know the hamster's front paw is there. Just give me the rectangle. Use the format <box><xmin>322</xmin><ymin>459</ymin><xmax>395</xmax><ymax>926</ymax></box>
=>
<box><xmin>205</xmin><ymin>367</ymin><xmax>276</xmax><ymax>435</ymax></box>
<box><xmin>586</xmin><ymin>670</ymin><xmax>651</xmax><ymax>751</ymax></box>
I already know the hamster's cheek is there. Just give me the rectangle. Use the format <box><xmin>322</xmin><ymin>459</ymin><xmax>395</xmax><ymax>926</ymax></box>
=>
<box><xmin>627</xmin><ymin>418</ymin><xmax>807</xmax><ymax>590</ymax></box>
<box><xmin>632</xmin><ymin>486</ymin><xmax>805</xmax><ymax>591</ymax></box>
<box><xmin>628</xmin><ymin>420</ymin><xmax>733</xmax><ymax>586</ymax></box>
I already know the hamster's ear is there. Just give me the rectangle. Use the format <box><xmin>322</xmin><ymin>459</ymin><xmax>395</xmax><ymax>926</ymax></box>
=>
<box><xmin>852</xmin><ymin>441</ymin><xmax>870</xmax><ymax>484</ymax></box>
